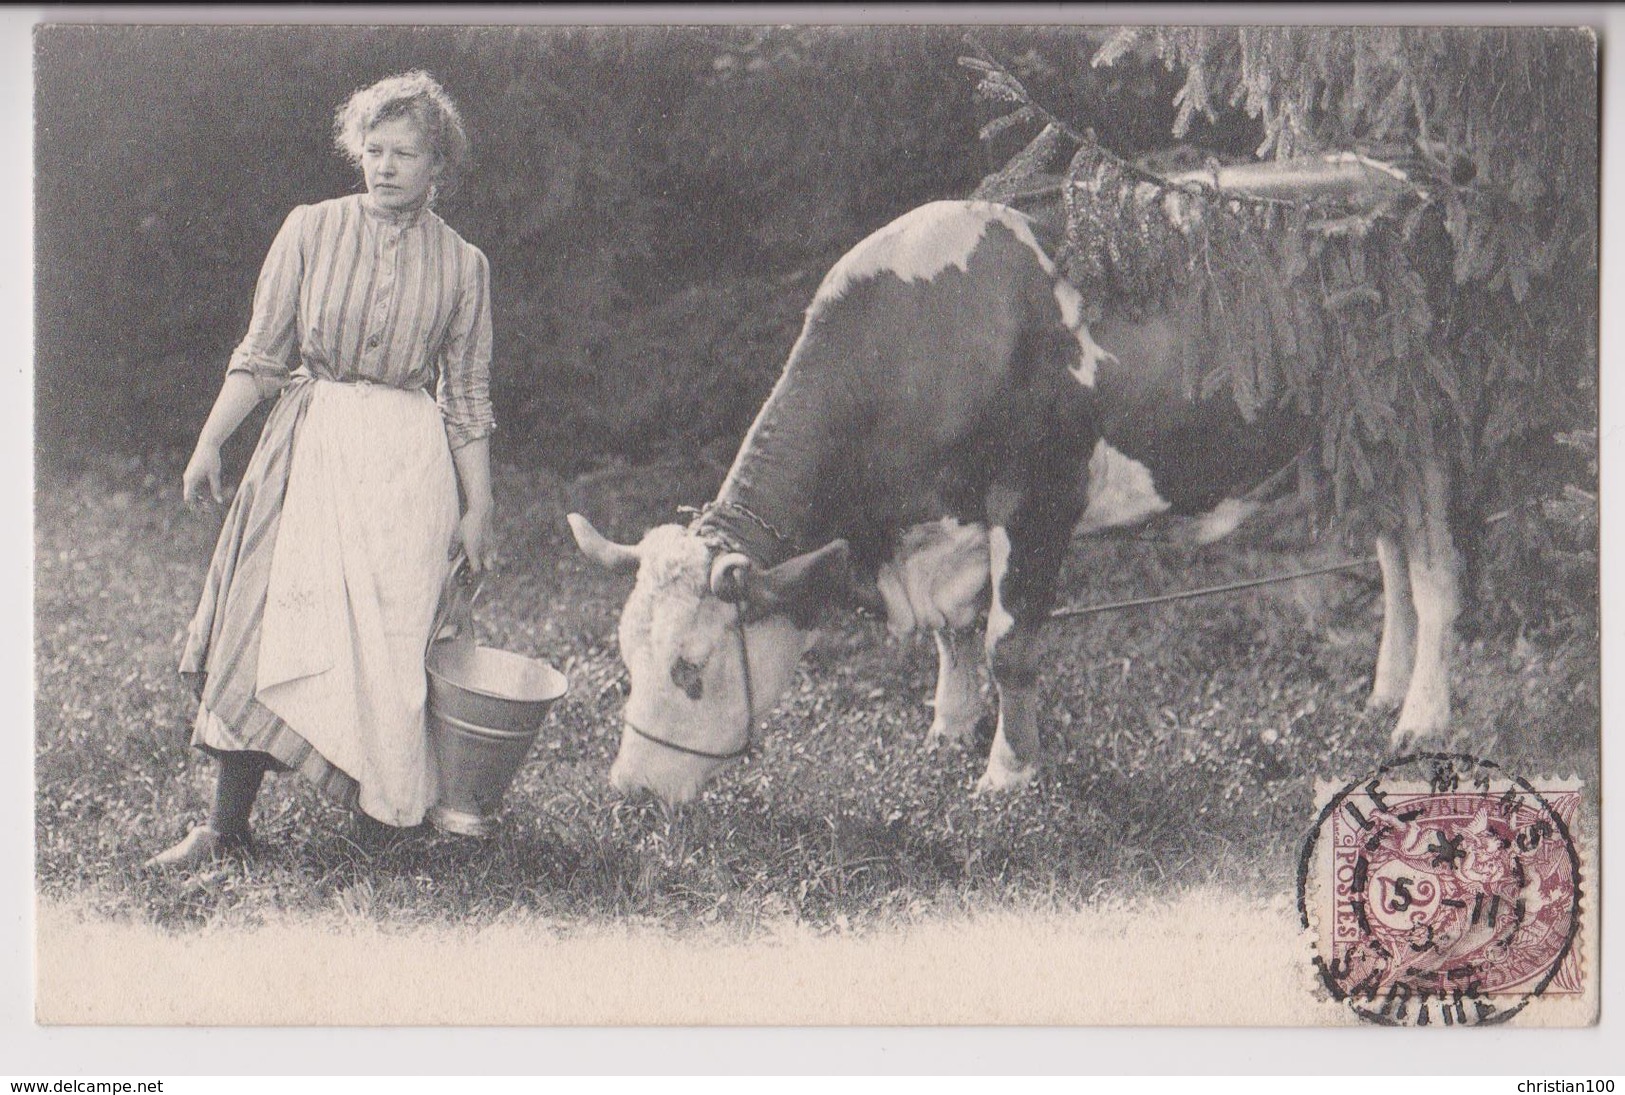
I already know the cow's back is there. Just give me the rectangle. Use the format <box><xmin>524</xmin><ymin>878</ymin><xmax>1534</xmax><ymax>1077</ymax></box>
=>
<box><xmin>761</xmin><ymin>202</ymin><xmax>1091</xmax><ymax>548</ymax></box>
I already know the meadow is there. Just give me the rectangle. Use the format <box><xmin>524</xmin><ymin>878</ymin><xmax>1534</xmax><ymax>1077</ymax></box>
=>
<box><xmin>34</xmin><ymin>447</ymin><xmax>1599</xmax><ymax>938</ymax></box>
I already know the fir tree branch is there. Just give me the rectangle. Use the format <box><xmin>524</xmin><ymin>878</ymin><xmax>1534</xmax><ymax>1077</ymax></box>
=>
<box><xmin>960</xmin><ymin>36</ymin><xmax>1376</xmax><ymax>216</ymax></box>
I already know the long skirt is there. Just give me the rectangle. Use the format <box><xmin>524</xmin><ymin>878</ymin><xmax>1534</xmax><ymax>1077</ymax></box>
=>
<box><xmin>179</xmin><ymin>378</ymin><xmax>460</xmax><ymax>826</ymax></box>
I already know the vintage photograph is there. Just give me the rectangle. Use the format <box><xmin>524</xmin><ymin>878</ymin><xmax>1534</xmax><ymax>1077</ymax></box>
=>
<box><xmin>31</xmin><ymin>17</ymin><xmax>1600</xmax><ymax>1035</ymax></box>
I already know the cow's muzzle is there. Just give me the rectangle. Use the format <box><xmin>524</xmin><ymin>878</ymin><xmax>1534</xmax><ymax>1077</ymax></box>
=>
<box><xmin>608</xmin><ymin>732</ymin><xmax>714</xmax><ymax>807</ymax></box>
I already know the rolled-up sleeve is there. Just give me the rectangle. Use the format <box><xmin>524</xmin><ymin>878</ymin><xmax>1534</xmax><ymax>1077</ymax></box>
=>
<box><xmin>437</xmin><ymin>244</ymin><xmax>496</xmax><ymax>450</ymax></box>
<box><xmin>226</xmin><ymin>205</ymin><xmax>306</xmax><ymax>396</ymax></box>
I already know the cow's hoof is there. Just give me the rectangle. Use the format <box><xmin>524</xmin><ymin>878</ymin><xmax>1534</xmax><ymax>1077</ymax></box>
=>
<box><xmin>1365</xmin><ymin>691</ymin><xmax>1403</xmax><ymax>715</ymax></box>
<box><xmin>1389</xmin><ymin>720</ymin><xmax>1446</xmax><ymax>753</ymax></box>
<box><xmin>973</xmin><ymin>760</ymin><xmax>1037</xmax><ymax>797</ymax></box>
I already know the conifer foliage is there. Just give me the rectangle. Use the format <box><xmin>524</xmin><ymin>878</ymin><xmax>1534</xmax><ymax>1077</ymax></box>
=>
<box><xmin>966</xmin><ymin>28</ymin><xmax>1598</xmax><ymax>532</ymax></box>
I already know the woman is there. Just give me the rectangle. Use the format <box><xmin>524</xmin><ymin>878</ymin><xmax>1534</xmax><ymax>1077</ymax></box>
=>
<box><xmin>146</xmin><ymin>72</ymin><xmax>497</xmax><ymax>868</ymax></box>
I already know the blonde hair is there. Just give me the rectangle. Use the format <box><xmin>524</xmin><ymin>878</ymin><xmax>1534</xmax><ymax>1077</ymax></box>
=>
<box><xmin>333</xmin><ymin>71</ymin><xmax>471</xmax><ymax>196</ymax></box>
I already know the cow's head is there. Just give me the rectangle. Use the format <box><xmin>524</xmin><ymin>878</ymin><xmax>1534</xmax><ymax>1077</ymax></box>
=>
<box><xmin>568</xmin><ymin>513</ymin><xmax>850</xmax><ymax>806</ymax></box>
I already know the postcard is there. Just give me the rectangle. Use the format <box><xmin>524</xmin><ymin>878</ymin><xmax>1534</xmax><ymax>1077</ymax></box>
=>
<box><xmin>29</xmin><ymin>15</ymin><xmax>1601</xmax><ymax>1040</ymax></box>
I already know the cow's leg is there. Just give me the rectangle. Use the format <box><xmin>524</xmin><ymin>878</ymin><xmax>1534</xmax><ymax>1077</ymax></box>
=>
<box><xmin>1367</xmin><ymin>532</ymin><xmax>1417</xmax><ymax>712</ymax></box>
<box><xmin>926</xmin><ymin>627</ymin><xmax>982</xmax><ymax>748</ymax></box>
<box><xmin>979</xmin><ymin>526</ymin><xmax>1039</xmax><ymax>792</ymax></box>
<box><xmin>978</xmin><ymin>503</ymin><xmax>1080</xmax><ymax>794</ymax></box>
<box><xmin>973</xmin><ymin>314</ymin><xmax>1094</xmax><ymax>794</ymax></box>
<box><xmin>1394</xmin><ymin>457</ymin><xmax>1460</xmax><ymax>746</ymax></box>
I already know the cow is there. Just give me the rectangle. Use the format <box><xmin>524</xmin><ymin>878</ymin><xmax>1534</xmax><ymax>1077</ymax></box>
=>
<box><xmin>568</xmin><ymin>200</ymin><xmax>1460</xmax><ymax>806</ymax></box>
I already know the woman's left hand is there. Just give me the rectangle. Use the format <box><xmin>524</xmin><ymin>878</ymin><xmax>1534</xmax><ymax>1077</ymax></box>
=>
<box><xmin>456</xmin><ymin>505</ymin><xmax>497</xmax><ymax>575</ymax></box>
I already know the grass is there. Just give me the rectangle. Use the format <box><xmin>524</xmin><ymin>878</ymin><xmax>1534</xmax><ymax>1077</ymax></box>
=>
<box><xmin>34</xmin><ymin>447</ymin><xmax>1600</xmax><ymax>938</ymax></box>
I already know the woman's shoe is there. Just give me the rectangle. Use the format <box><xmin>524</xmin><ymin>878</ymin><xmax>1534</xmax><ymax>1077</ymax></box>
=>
<box><xmin>141</xmin><ymin>824</ymin><xmax>249</xmax><ymax>870</ymax></box>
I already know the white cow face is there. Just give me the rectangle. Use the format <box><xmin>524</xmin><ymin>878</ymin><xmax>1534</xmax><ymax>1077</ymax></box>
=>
<box><xmin>568</xmin><ymin>515</ymin><xmax>849</xmax><ymax>806</ymax></box>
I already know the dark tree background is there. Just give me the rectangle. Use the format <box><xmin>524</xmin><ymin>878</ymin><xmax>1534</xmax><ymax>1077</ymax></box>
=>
<box><xmin>35</xmin><ymin>24</ymin><xmax>1595</xmax><ymax>641</ymax></box>
<box><xmin>37</xmin><ymin>24</ymin><xmax>1211</xmax><ymax>470</ymax></box>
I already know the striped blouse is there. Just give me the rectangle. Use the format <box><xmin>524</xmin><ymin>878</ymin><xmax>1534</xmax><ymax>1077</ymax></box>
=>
<box><xmin>227</xmin><ymin>193</ymin><xmax>495</xmax><ymax>450</ymax></box>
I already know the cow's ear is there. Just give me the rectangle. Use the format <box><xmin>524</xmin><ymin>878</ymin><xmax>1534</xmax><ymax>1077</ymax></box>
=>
<box><xmin>568</xmin><ymin>513</ymin><xmax>641</xmax><ymax>573</ymax></box>
<box><xmin>748</xmin><ymin>539</ymin><xmax>852</xmax><ymax>622</ymax></box>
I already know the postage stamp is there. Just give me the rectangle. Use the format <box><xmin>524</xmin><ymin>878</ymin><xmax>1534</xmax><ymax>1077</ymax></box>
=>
<box><xmin>1298</xmin><ymin>753</ymin><xmax>1585</xmax><ymax>1026</ymax></box>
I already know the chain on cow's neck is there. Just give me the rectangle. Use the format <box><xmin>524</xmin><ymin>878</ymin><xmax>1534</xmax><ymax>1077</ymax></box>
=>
<box><xmin>724</xmin><ymin>499</ymin><xmax>795</xmax><ymax>550</ymax></box>
<box><xmin>690</xmin><ymin>499</ymin><xmax>799</xmax><ymax>566</ymax></box>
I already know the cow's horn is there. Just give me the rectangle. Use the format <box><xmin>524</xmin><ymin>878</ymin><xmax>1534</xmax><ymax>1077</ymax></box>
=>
<box><xmin>568</xmin><ymin>513</ymin><xmax>641</xmax><ymax>573</ymax></box>
<box><xmin>710</xmin><ymin>552</ymin><xmax>754</xmax><ymax>603</ymax></box>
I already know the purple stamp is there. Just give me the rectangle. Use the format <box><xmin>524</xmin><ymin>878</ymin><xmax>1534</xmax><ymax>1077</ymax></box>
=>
<box><xmin>1299</xmin><ymin>753</ymin><xmax>1583</xmax><ymax>1026</ymax></box>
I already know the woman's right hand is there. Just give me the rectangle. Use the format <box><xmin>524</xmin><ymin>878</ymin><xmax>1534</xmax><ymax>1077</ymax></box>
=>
<box><xmin>182</xmin><ymin>444</ymin><xmax>225</xmax><ymax>506</ymax></box>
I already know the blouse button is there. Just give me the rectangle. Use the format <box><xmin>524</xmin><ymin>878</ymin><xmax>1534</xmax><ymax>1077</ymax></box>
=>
<box><xmin>366</xmin><ymin>334</ymin><xmax>381</xmax><ymax>349</ymax></box>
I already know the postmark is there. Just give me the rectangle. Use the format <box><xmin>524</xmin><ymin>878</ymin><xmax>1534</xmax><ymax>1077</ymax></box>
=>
<box><xmin>1298</xmin><ymin>753</ymin><xmax>1583</xmax><ymax>1026</ymax></box>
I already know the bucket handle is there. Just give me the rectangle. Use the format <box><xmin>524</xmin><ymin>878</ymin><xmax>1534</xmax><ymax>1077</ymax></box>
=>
<box><xmin>428</xmin><ymin>551</ymin><xmax>486</xmax><ymax>654</ymax></box>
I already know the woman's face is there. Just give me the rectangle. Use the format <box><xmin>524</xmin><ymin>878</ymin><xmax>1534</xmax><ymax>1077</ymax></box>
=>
<box><xmin>361</xmin><ymin>114</ymin><xmax>441</xmax><ymax>212</ymax></box>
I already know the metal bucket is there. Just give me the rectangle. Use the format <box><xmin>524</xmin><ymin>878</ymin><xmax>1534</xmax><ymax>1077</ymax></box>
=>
<box><xmin>424</xmin><ymin>561</ymin><xmax>568</xmax><ymax>837</ymax></box>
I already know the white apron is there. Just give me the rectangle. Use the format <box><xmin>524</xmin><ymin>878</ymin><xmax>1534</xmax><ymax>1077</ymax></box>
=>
<box><xmin>255</xmin><ymin>380</ymin><xmax>460</xmax><ymax>825</ymax></box>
